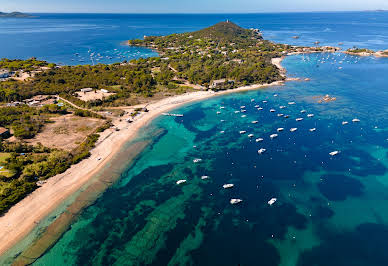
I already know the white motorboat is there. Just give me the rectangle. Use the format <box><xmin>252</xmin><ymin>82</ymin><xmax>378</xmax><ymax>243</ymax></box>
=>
<box><xmin>176</xmin><ymin>180</ymin><xmax>187</xmax><ymax>185</ymax></box>
<box><xmin>258</xmin><ymin>148</ymin><xmax>267</xmax><ymax>154</ymax></box>
<box><xmin>223</xmin><ymin>184</ymin><xmax>234</xmax><ymax>189</ymax></box>
<box><xmin>230</xmin><ymin>199</ymin><xmax>243</xmax><ymax>205</ymax></box>
<box><xmin>329</xmin><ymin>151</ymin><xmax>340</xmax><ymax>156</ymax></box>
<box><xmin>268</xmin><ymin>198</ymin><xmax>277</xmax><ymax>206</ymax></box>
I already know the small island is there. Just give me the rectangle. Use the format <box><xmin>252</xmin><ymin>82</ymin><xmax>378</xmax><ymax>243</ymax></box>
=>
<box><xmin>0</xmin><ymin>11</ymin><xmax>33</xmax><ymax>18</ymax></box>
<box><xmin>345</xmin><ymin>47</ymin><xmax>388</xmax><ymax>57</ymax></box>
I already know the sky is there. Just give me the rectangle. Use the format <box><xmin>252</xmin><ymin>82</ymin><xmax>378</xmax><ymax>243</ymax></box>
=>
<box><xmin>2</xmin><ymin>0</ymin><xmax>388</xmax><ymax>13</ymax></box>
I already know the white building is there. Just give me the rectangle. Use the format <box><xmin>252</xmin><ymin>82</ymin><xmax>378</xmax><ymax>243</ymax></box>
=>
<box><xmin>80</xmin><ymin>88</ymin><xmax>93</xmax><ymax>93</ymax></box>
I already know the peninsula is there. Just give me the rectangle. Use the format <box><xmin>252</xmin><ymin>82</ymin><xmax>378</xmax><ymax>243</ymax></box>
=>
<box><xmin>0</xmin><ymin>12</ymin><xmax>33</xmax><ymax>18</ymax></box>
<box><xmin>0</xmin><ymin>21</ymin><xmax>337</xmax><ymax>260</ymax></box>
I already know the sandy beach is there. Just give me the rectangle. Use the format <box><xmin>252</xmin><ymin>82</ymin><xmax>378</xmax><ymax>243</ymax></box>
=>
<box><xmin>0</xmin><ymin>59</ymin><xmax>286</xmax><ymax>258</ymax></box>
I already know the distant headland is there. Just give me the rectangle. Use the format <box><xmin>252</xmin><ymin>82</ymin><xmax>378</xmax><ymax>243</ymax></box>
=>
<box><xmin>0</xmin><ymin>12</ymin><xmax>33</xmax><ymax>18</ymax></box>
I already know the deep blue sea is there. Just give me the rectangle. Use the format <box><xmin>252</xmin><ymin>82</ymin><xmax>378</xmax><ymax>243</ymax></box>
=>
<box><xmin>2</xmin><ymin>12</ymin><xmax>388</xmax><ymax>65</ymax></box>
<box><xmin>1</xmin><ymin>12</ymin><xmax>388</xmax><ymax>266</ymax></box>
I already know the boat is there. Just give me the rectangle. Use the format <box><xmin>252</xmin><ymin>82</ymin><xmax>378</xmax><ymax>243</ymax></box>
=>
<box><xmin>256</xmin><ymin>138</ymin><xmax>264</xmax><ymax>142</ymax></box>
<box><xmin>162</xmin><ymin>113</ymin><xmax>184</xmax><ymax>117</ymax></box>
<box><xmin>220</xmin><ymin>131</ymin><xmax>225</xmax><ymax>134</ymax></box>
<box><xmin>262</xmin><ymin>100</ymin><xmax>268</xmax><ymax>103</ymax></box>
<box><xmin>217</xmin><ymin>111</ymin><xmax>221</xmax><ymax>114</ymax></box>
<box><xmin>277</xmin><ymin>114</ymin><xmax>284</xmax><ymax>117</ymax></box>
<box><xmin>270</xmin><ymin>134</ymin><xmax>278</xmax><ymax>139</ymax></box>
<box><xmin>176</xmin><ymin>180</ymin><xmax>187</xmax><ymax>185</ymax></box>
<box><xmin>309</xmin><ymin>128</ymin><xmax>316</xmax><ymax>132</ymax></box>
<box><xmin>251</xmin><ymin>99</ymin><xmax>255</xmax><ymax>102</ymax></box>
<box><xmin>241</xmin><ymin>115</ymin><xmax>247</xmax><ymax>118</ymax></box>
<box><xmin>248</xmin><ymin>134</ymin><xmax>254</xmax><ymax>138</ymax></box>
<box><xmin>258</xmin><ymin>148</ymin><xmax>267</xmax><ymax>154</ymax></box>
<box><xmin>257</xmin><ymin>107</ymin><xmax>263</xmax><ymax>110</ymax></box>
<box><xmin>296</xmin><ymin>118</ymin><xmax>304</xmax><ymax>121</ymax></box>
<box><xmin>307</xmin><ymin>114</ymin><xmax>314</xmax><ymax>117</ymax></box>
<box><xmin>201</xmin><ymin>176</ymin><xmax>210</xmax><ymax>180</ymax></box>
<box><xmin>220</xmin><ymin>106</ymin><xmax>225</xmax><ymax>109</ymax></box>
<box><xmin>352</xmin><ymin>118</ymin><xmax>360</xmax><ymax>122</ymax></box>
<box><xmin>223</xmin><ymin>184</ymin><xmax>234</xmax><ymax>189</ymax></box>
<box><xmin>251</xmin><ymin>121</ymin><xmax>258</xmax><ymax>124</ymax></box>
<box><xmin>300</xmin><ymin>110</ymin><xmax>307</xmax><ymax>113</ymax></box>
<box><xmin>220</xmin><ymin>120</ymin><xmax>225</xmax><ymax>122</ymax></box>
<box><xmin>268</xmin><ymin>198</ymin><xmax>277</xmax><ymax>206</ymax></box>
<box><xmin>274</xmin><ymin>94</ymin><xmax>278</xmax><ymax>97</ymax></box>
<box><xmin>279</xmin><ymin>106</ymin><xmax>286</xmax><ymax>109</ymax></box>
<box><xmin>270</xmin><ymin>109</ymin><xmax>276</xmax><ymax>112</ymax></box>
<box><xmin>241</xmin><ymin>110</ymin><xmax>247</xmax><ymax>113</ymax></box>
<box><xmin>240</xmin><ymin>106</ymin><xmax>246</xmax><ymax>109</ymax></box>
<box><xmin>284</xmin><ymin>115</ymin><xmax>290</xmax><ymax>118</ymax></box>
<box><xmin>193</xmin><ymin>158</ymin><xmax>202</xmax><ymax>163</ymax></box>
<box><xmin>239</xmin><ymin>131</ymin><xmax>247</xmax><ymax>134</ymax></box>
<box><xmin>290</xmin><ymin>128</ymin><xmax>298</xmax><ymax>132</ymax></box>
<box><xmin>235</xmin><ymin>111</ymin><xmax>240</xmax><ymax>113</ymax></box>
<box><xmin>277</xmin><ymin>128</ymin><xmax>284</xmax><ymax>132</ymax></box>
<box><xmin>342</xmin><ymin>121</ymin><xmax>349</xmax><ymax>125</ymax></box>
<box><xmin>254</xmin><ymin>105</ymin><xmax>260</xmax><ymax>108</ymax></box>
<box><xmin>288</xmin><ymin>102</ymin><xmax>296</xmax><ymax>105</ymax></box>
<box><xmin>230</xmin><ymin>199</ymin><xmax>243</xmax><ymax>205</ymax></box>
<box><xmin>329</xmin><ymin>151</ymin><xmax>340</xmax><ymax>156</ymax></box>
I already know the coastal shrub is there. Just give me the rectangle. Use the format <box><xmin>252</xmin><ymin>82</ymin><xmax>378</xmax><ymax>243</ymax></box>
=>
<box><xmin>0</xmin><ymin>179</ymin><xmax>37</xmax><ymax>214</ymax></box>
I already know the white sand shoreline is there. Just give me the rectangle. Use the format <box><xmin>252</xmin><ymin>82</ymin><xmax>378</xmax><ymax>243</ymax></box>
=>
<box><xmin>0</xmin><ymin>59</ymin><xmax>286</xmax><ymax>257</ymax></box>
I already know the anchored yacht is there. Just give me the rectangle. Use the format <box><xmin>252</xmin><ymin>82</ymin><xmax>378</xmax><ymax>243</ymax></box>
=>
<box><xmin>230</xmin><ymin>199</ymin><xmax>243</xmax><ymax>205</ymax></box>
<box><xmin>223</xmin><ymin>184</ymin><xmax>234</xmax><ymax>189</ymax></box>
<box><xmin>176</xmin><ymin>180</ymin><xmax>187</xmax><ymax>185</ymax></box>
<box><xmin>268</xmin><ymin>198</ymin><xmax>277</xmax><ymax>206</ymax></box>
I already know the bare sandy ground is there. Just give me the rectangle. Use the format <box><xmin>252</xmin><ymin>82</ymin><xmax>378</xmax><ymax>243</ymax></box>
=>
<box><xmin>26</xmin><ymin>114</ymin><xmax>104</xmax><ymax>151</ymax></box>
<box><xmin>0</xmin><ymin>60</ymin><xmax>286</xmax><ymax>257</ymax></box>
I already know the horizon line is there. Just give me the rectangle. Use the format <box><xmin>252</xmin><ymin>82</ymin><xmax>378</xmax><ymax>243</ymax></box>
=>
<box><xmin>3</xmin><ymin>10</ymin><xmax>388</xmax><ymax>15</ymax></box>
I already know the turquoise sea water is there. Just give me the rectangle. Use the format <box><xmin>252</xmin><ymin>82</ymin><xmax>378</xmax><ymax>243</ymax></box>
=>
<box><xmin>31</xmin><ymin>52</ymin><xmax>388</xmax><ymax>265</ymax></box>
